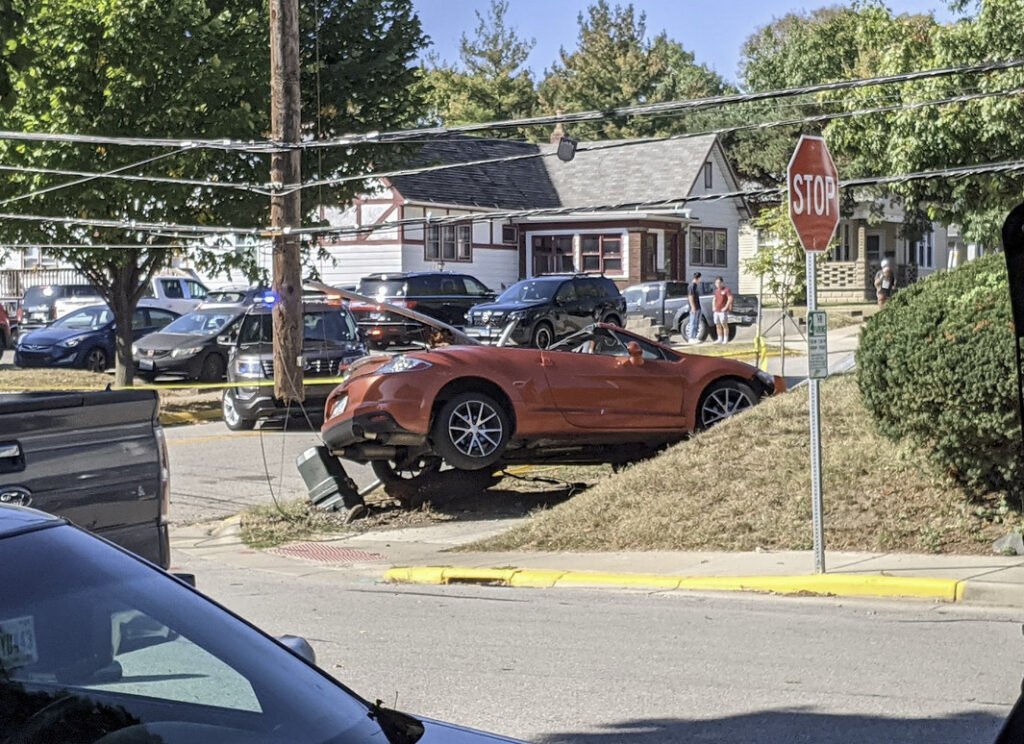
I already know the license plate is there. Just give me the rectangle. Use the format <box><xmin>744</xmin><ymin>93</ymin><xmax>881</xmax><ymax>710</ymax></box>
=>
<box><xmin>139</xmin><ymin>359</ymin><xmax>154</xmax><ymax>370</ymax></box>
<box><xmin>29</xmin><ymin>312</ymin><xmax>47</xmax><ymax>321</ymax></box>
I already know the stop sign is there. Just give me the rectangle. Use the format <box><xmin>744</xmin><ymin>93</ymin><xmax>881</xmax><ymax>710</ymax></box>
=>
<box><xmin>788</xmin><ymin>135</ymin><xmax>840</xmax><ymax>252</ymax></box>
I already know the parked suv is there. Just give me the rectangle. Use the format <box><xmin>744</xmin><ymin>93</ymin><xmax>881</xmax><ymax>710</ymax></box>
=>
<box><xmin>220</xmin><ymin>300</ymin><xmax>367</xmax><ymax>430</ymax></box>
<box><xmin>465</xmin><ymin>274</ymin><xmax>626</xmax><ymax>348</ymax></box>
<box><xmin>350</xmin><ymin>272</ymin><xmax>495</xmax><ymax>348</ymax></box>
<box><xmin>18</xmin><ymin>284</ymin><xmax>98</xmax><ymax>336</ymax></box>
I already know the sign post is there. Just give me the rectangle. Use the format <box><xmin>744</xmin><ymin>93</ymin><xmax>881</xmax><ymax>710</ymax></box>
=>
<box><xmin>788</xmin><ymin>135</ymin><xmax>840</xmax><ymax>574</ymax></box>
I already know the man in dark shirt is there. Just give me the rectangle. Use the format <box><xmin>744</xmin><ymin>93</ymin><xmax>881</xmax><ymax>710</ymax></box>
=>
<box><xmin>688</xmin><ymin>272</ymin><xmax>702</xmax><ymax>344</ymax></box>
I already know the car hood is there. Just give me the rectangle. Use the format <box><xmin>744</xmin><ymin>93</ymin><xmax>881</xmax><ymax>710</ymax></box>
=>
<box><xmin>417</xmin><ymin>716</ymin><xmax>526</xmax><ymax>743</ymax></box>
<box><xmin>468</xmin><ymin>300</ymin><xmax>548</xmax><ymax>315</ymax></box>
<box><xmin>136</xmin><ymin>331</ymin><xmax>217</xmax><ymax>351</ymax></box>
<box><xmin>19</xmin><ymin>326</ymin><xmax>107</xmax><ymax>346</ymax></box>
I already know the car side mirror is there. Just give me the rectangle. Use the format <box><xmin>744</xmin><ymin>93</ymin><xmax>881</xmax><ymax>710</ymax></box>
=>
<box><xmin>217</xmin><ymin>331</ymin><xmax>237</xmax><ymax>346</ymax></box>
<box><xmin>278</xmin><ymin>634</ymin><xmax>316</xmax><ymax>665</ymax></box>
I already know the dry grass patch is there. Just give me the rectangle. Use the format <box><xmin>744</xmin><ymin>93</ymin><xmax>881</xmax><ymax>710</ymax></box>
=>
<box><xmin>476</xmin><ymin>374</ymin><xmax>1023</xmax><ymax>554</ymax></box>
<box><xmin>0</xmin><ymin>365</ymin><xmax>110</xmax><ymax>391</ymax></box>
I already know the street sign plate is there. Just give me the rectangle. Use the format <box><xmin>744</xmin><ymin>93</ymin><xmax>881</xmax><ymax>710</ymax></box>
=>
<box><xmin>808</xmin><ymin>310</ymin><xmax>828</xmax><ymax>379</ymax></box>
<box><xmin>788</xmin><ymin>135</ymin><xmax>840</xmax><ymax>253</ymax></box>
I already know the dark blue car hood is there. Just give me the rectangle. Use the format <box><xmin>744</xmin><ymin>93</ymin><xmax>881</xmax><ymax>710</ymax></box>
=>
<box><xmin>19</xmin><ymin>324</ymin><xmax>110</xmax><ymax>347</ymax></box>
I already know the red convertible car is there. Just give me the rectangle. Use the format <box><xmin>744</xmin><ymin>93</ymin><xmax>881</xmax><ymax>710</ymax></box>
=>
<box><xmin>321</xmin><ymin>314</ymin><xmax>785</xmax><ymax>502</ymax></box>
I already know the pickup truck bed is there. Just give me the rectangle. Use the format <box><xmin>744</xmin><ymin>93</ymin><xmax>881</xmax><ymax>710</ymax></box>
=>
<box><xmin>0</xmin><ymin>389</ymin><xmax>170</xmax><ymax>567</ymax></box>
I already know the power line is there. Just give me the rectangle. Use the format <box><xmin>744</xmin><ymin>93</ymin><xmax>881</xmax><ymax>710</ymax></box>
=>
<box><xmin>0</xmin><ymin>163</ymin><xmax>274</xmax><ymax>197</ymax></box>
<box><xmin>303</xmin><ymin>57</ymin><xmax>1024</xmax><ymax>148</ymax></box>
<box><xmin>0</xmin><ymin>129</ymin><xmax>278</xmax><ymax>152</ymax></box>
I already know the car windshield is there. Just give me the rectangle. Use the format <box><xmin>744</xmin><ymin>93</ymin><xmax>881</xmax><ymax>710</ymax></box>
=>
<box><xmin>163</xmin><ymin>310</ymin><xmax>239</xmax><ymax>336</ymax></box>
<box><xmin>239</xmin><ymin>310</ymin><xmax>359</xmax><ymax>345</ymax></box>
<box><xmin>1</xmin><ymin>524</ymin><xmax>379</xmax><ymax>744</ymax></box>
<box><xmin>22</xmin><ymin>287</ymin><xmax>56</xmax><ymax>307</ymax></box>
<box><xmin>498</xmin><ymin>280</ymin><xmax>559</xmax><ymax>303</ymax></box>
<box><xmin>51</xmin><ymin>306</ymin><xmax>112</xmax><ymax>330</ymax></box>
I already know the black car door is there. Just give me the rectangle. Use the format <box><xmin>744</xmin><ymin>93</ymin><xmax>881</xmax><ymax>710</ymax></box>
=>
<box><xmin>435</xmin><ymin>275</ymin><xmax>467</xmax><ymax>326</ymax></box>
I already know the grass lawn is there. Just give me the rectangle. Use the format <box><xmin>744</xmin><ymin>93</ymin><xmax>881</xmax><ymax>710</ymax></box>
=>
<box><xmin>473</xmin><ymin>374</ymin><xmax>1022</xmax><ymax>555</ymax></box>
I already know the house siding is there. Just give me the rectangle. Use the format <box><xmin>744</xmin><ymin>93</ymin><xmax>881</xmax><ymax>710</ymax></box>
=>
<box><xmin>683</xmin><ymin>143</ymin><xmax>744</xmax><ymax>288</ymax></box>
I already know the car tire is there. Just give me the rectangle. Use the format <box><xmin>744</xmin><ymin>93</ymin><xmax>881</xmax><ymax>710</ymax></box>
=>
<box><xmin>199</xmin><ymin>353</ymin><xmax>227</xmax><ymax>383</ymax></box>
<box><xmin>696</xmin><ymin>379</ymin><xmax>757</xmax><ymax>430</ymax></box>
<box><xmin>81</xmin><ymin>347</ymin><xmax>109</xmax><ymax>373</ymax></box>
<box><xmin>222</xmin><ymin>391</ymin><xmax>256</xmax><ymax>431</ymax></box>
<box><xmin>679</xmin><ymin>314</ymin><xmax>709</xmax><ymax>342</ymax></box>
<box><xmin>432</xmin><ymin>391</ymin><xmax>511</xmax><ymax>470</ymax></box>
<box><xmin>531</xmin><ymin>322</ymin><xmax>554</xmax><ymax>349</ymax></box>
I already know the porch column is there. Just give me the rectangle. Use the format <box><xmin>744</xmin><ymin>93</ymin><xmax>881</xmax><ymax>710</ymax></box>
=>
<box><xmin>855</xmin><ymin>222</ymin><xmax>871</xmax><ymax>302</ymax></box>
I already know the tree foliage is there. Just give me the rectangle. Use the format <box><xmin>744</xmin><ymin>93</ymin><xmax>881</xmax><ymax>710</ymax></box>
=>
<box><xmin>419</xmin><ymin>0</ymin><xmax>538</xmax><ymax>138</ymax></box>
<box><xmin>0</xmin><ymin>0</ymin><xmax>426</xmax><ymax>384</ymax></box>
<box><xmin>538</xmin><ymin>0</ymin><xmax>729</xmax><ymax>140</ymax></box>
<box><xmin>741</xmin><ymin>204</ymin><xmax>806</xmax><ymax>308</ymax></box>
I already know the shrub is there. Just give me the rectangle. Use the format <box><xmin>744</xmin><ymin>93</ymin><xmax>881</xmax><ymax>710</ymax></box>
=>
<box><xmin>856</xmin><ymin>253</ymin><xmax>1022</xmax><ymax>499</ymax></box>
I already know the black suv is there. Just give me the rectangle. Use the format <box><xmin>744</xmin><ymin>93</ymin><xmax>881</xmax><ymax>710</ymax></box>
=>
<box><xmin>465</xmin><ymin>274</ymin><xmax>626</xmax><ymax>348</ymax></box>
<box><xmin>220</xmin><ymin>301</ymin><xmax>366</xmax><ymax>430</ymax></box>
<box><xmin>350</xmin><ymin>272</ymin><xmax>495</xmax><ymax>348</ymax></box>
<box><xmin>17</xmin><ymin>284</ymin><xmax>98</xmax><ymax>337</ymax></box>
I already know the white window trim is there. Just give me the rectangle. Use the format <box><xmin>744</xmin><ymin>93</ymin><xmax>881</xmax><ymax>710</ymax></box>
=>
<box><xmin>524</xmin><ymin>229</ymin><xmax>630</xmax><ymax>280</ymax></box>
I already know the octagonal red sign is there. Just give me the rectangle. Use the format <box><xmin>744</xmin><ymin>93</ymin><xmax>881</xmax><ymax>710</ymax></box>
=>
<box><xmin>788</xmin><ymin>135</ymin><xmax>840</xmax><ymax>252</ymax></box>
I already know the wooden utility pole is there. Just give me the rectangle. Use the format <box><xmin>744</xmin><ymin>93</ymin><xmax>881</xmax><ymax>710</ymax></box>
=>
<box><xmin>270</xmin><ymin>0</ymin><xmax>303</xmax><ymax>402</ymax></box>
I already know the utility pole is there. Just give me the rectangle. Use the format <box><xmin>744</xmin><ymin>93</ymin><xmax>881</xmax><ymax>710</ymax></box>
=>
<box><xmin>270</xmin><ymin>0</ymin><xmax>303</xmax><ymax>402</ymax></box>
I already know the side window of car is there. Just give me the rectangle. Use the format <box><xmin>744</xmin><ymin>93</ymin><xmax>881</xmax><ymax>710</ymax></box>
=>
<box><xmin>556</xmin><ymin>281</ymin><xmax>578</xmax><ymax>304</ymax></box>
<box><xmin>148</xmin><ymin>310</ymin><xmax>177</xmax><ymax>329</ymax></box>
<box><xmin>600</xmin><ymin>278</ymin><xmax>622</xmax><ymax>299</ymax></box>
<box><xmin>666</xmin><ymin>282</ymin><xmax>688</xmax><ymax>299</ymax></box>
<box><xmin>462</xmin><ymin>277</ymin><xmax>492</xmax><ymax>297</ymax></box>
<box><xmin>438</xmin><ymin>276</ymin><xmax>465</xmax><ymax>296</ymax></box>
<box><xmin>186</xmin><ymin>281</ymin><xmax>208</xmax><ymax>300</ymax></box>
<box><xmin>406</xmin><ymin>277</ymin><xmax>433</xmax><ymax>297</ymax></box>
<box><xmin>643</xmin><ymin>286</ymin><xmax>661</xmax><ymax>304</ymax></box>
<box><xmin>612</xmin><ymin>331</ymin><xmax>667</xmax><ymax>361</ymax></box>
<box><xmin>131</xmin><ymin>309</ymin><xmax>148</xmax><ymax>329</ymax></box>
<box><xmin>160</xmin><ymin>279</ymin><xmax>185</xmax><ymax>299</ymax></box>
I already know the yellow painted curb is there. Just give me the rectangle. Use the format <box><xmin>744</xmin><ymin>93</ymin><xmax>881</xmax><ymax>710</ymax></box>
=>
<box><xmin>384</xmin><ymin>566</ymin><xmax>961</xmax><ymax>602</ymax></box>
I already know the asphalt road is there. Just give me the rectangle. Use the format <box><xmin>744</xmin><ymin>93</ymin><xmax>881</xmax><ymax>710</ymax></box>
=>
<box><xmin>177</xmin><ymin>556</ymin><xmax>1024</xmax><ymax>744</ymax></box>
<box><xmin>165</xmin><ymin>419</ymin><xmax>375</xmax><ymax>525</ymax></box>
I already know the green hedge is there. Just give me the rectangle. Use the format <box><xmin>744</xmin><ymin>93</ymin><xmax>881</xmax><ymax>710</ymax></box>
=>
<box><xmin>856</xmin><ymin>253</ymin><xmax>1022</xmax><ymax>498</ymax></box>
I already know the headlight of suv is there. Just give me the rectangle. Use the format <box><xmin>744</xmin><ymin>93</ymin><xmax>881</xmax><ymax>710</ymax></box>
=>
<box><xmin>131</xmin><ymin>343</ymin><xmax>139</xmax><ymax>356</ymax></box>
<box><xmin>171</xmin><ymin>346</ymin><xmax>203</xmax><ymax>358</ymax></box>
<box><xmin>377</xmin><ymin>355</ymin><xmax>432</xmax><ymax>374</ymax></box>
<box><xmin>235</xmin><ymin>358</ymin><xmax>264</xmax><ymax>378</ymax></box>
<box><xmin>507</xmin><ymin>310</ymin><xmax>528</xmax><ymax>321</ymax></box>
<box><xmin>60</xmin><ymin>336</ymin><xmax>83</xmax><ymax>348</ymax></box>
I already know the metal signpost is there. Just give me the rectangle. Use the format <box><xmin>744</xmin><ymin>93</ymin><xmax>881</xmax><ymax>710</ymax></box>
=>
<box><xmin>787</xmin><ymin>135</ymin><xmax>840</xmax><ymax>574</ymax></box>
<box><xmin>1001</xmin><ymin>203</ymin><xmax>1024</xmax><ymax>473</ymax></box>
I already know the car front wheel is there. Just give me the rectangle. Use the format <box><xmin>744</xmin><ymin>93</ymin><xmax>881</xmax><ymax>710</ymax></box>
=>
<box><xmin>697</xmin><ymin>379</ymin><xmax>757</xmax><ymax>430</ymax></box>
<box><xmin>222</xmin><ymin>391</ymin><xmax>256</xmax><ymax>431</ymax></box>
<box><xmin>531</xmin><ymin>322</ymin><xmax>554</xmax><ymax>349</ymax></box>
<box><xmin>432</xmin><ymin>392</ymin><xmax>510</xmax><ymax>470</ymax></box>
<box><xmin>81</xmin><ymin>347</ymin><xmax>108</xmax><ymax>373</ymax></box>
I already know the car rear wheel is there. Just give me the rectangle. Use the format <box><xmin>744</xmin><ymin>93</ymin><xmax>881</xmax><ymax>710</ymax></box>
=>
<box><xmin>697</xmin><ymin>379</ymin><xmax>757</xmax><ymax>430</ymax></box>
<box><xmin>199</xmin><ymin>353</ymin><xmax>227</xmax><ymax>382</ymax></box>
<box><xmin>81</xmin><ymin>347</ymin><xmax>108</xmax><ymax>373</ymax></box>
<box><xmin>371</xmin><ymin>457</ymin><xmax>501</xmax><ymax>508</ymax></box>
<box><xmin>531</xmin><ymin>322</ymin><xmax>554</xmax><ymax>349</ymax></box>
<box><xmin>679</xmin><ymin>314</ymin><xmax>709</xmax><ymax>342</ymax></box>
<box><xmin>432</xmin><ymin>392</ymin><xmax>510</xmax><ymax>470</ymax></box>
<box><xmin>222</xmin><ymin>391</ymin><xmax>256</xmax><ymax>431</ymax></box>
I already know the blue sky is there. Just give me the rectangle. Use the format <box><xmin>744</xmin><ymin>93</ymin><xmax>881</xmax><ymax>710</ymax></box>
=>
<box><xmin>414</xmin><ymin>1</ymin><xmax>958</xmax><ymax>84</ymax></box>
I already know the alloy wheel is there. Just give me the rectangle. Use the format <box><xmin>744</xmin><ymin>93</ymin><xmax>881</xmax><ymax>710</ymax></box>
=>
<box><xmin>700</xmin><ymin>386</ymin><xmax>754</xmax><ymax>428</ymax></box>
<box><xmin>447</xmin><ymin>399</ymin><xmax>504</xmax><ymax>458</ymax></box>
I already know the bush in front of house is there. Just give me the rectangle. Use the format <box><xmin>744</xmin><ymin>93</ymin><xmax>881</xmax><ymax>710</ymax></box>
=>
<box><xmin>856</xmin><ymin>253</ymin><xmax>1021</xmax><ymax>498</ymax></box>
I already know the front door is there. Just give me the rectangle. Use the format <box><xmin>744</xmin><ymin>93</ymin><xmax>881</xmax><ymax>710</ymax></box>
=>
<box><xmin>540</xmin><ymin>329</ymin><xmax>685</xmax><ymax>429</ymax></box>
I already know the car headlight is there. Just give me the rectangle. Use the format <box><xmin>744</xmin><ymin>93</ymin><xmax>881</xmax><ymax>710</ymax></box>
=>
<box><xmin>377</xmin><ymin>355</ymin><xmax>431</xmax><ymax>374</ymax></box>
<box><xmin>131</xmin><ymin>343</ymin><xmax>139</xmax><ymax>356</ymax></box>
<box><xmin>329</xmin><ymin>394</ymin><xmax>348</xmax><ymax>419</ymax></box>
<box><xmin>60</xmin><ymin>336</ymin><xmax>83</xmax><ymax>348</ymax></box>
<box><xmin>171</xmin><ymin>346</ymin><xmax>203</xmax><ymax>358</ymax></box>
<box><xmin>508</xmin><ymin>310</ymin><xmax>528</xmax><ymax>321</ymax></box>
<box><xmin>235</xmin><ymin>358</ymin><xmax>264</xmax><ymax>377</ymax></box>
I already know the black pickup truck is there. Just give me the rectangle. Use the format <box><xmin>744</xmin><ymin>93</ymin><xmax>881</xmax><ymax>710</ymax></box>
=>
<box><xmin>0</xmin><ymin>389</ymin><xmax>170</xmax><ymax>568</ymax></box>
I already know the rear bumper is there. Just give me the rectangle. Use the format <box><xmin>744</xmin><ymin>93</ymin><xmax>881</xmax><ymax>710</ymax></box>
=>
<box><xmin>322</xmin><ymin>410</ymin><xmax>427</xmax><ymax>455</ymax></box>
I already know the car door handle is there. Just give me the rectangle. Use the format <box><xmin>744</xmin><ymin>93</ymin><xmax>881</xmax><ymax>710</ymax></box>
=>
<box><xmin>0</xmin><ymin>443</ymin><xmax>21</xmax><ymax>459</ymax></box>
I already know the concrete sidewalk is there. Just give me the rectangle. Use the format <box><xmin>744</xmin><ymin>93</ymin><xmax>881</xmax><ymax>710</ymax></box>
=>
<box><xmin>172</xmin><ymin>518</ymin><xmax>1024</xmax><ymax>608</ymax></box>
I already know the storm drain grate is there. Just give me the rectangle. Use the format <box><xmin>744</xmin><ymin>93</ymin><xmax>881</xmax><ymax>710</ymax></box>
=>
<box><xmin>269</xmin><ymin>543</ymin><xmax>386</xmax><ymax>564</ymax></box>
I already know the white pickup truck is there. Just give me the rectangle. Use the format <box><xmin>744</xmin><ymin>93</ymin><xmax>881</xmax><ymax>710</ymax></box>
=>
<box><xmin>53</xmin><ymin>275</ymin><xmax>210</xmax><ymax>319</ymax></box>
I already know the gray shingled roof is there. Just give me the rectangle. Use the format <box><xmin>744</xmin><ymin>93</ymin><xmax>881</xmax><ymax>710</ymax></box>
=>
<box><xmin>388</xmin><ymin>134</ymin><xmax>721</xmax><ymax>212</ymax></box>
<box><xmin>387</xmin><ymin>136</ymin><xmax>559</xmax><ymax>210</ymax></box>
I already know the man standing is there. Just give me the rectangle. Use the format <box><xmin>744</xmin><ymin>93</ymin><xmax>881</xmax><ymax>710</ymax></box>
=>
<box><xmin>713</xmin><ymin>276</ymin><xmax>734</xmax><ymax>344</ymax></box>
<box><xmin>688</xmin><ymin>271</ymin><xmax>703</xmax><ymax>344</ymax></box>
<box><xmin>874</xmin><ymin>258</ymin><xmax>896</xmax><ymax>307</ymax></box>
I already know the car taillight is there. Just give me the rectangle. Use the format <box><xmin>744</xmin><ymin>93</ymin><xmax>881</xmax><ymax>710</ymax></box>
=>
<box><xmin>154</xmin><ymin>424</ymin><xmax>171</xmax><ymax>522</ymax></box>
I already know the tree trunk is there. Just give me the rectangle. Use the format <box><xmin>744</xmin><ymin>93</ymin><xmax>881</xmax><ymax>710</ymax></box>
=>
<box><xmin>110</xmin><ymin>273</ymin><xmax>136</xmax><ymax>388</ymax></box>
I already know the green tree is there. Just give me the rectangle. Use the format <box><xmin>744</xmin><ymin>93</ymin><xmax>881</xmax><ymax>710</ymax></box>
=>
<box><xmin>420</xmin><ymin>0</ymin><xmax>538</xmax><ymax>137</ymax></box>
<box><xmin>538</xmin><ymin>0</ymin><xmax>728</xmax><ymax>140</ymax></box>
<box><xmin>0</xmin><ymin>0</ymin><xmax>426</xmax><ymax>386</ymax></box>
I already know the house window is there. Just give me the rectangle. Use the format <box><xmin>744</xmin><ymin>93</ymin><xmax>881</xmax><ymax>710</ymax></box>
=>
<box><xmin>915</xmin><ymin>230</ymin><xmax>934</xmax><ymax>269</ymax></box>
<box><xmin>426</xmin><ymin>225</ymin><xmax>440</xmax><ymax>260</ymax></box>
<box><xmin>689</xmin><ymin>228</ymin><xmax>728</xmax><ymax>267</ymax></box>
<box><xmin>501</xmin><ymin>224</ymin><xmax>518</xmax><ymax>245</ymax></box>
<box><xmin>532</xmin><ymin>235</ymin><xmax>574</xmax><ymax>275</ymax></box>
<box><xmin>703</xmin><ymin>162</ymin><xmax>713</xmax><ymax>189</ymax></box>
<box><xmin>21</xmin><ymin>247</ymin><xmax>58</xmax><ymax>269</ymax></box>
<box><xmin>866</xmin><ymin>234</ymin><xmax>882</xmax><ymax>262</ymax></box>
<box><xmin>643</xmin><ymin>233</ymin><xmax>657</xmax><ymax>277</ymax></box>
<box><xmin>441</xmin><ymin>226</ymin><xmax>457</xmax><ymax>261</ymax></box>
<box><xmin>581</xmin><ymin>234</ymin><xmax>623</xmax><ymax>274</ymax></box>
<box><xmin>457</xmin><ymin>224</ymin><xmax>472</xmax><ymax>260</ymax></box>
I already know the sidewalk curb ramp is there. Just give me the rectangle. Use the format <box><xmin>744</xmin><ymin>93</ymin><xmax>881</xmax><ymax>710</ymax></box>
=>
<box><xmin>384</xmin><ymin>567</ymin><xmax>973</xmax><ymax>602</ymax></box>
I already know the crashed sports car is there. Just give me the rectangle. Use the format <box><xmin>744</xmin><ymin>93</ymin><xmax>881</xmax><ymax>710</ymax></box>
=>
<box><xmin>316</xmin><ymin>286</ymin><xmax>785</xmax><ymax>502</ymax></box>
